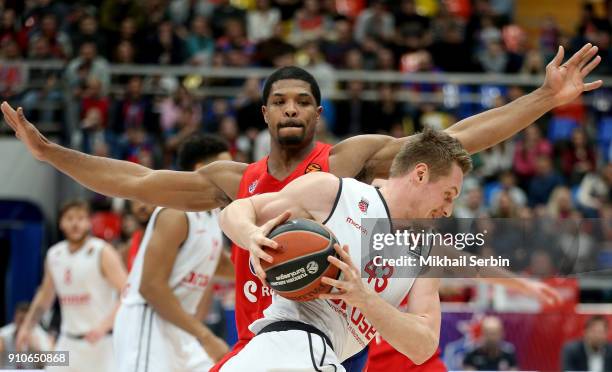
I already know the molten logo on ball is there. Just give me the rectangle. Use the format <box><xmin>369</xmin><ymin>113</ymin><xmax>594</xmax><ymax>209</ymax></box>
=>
<box><xmin>307</xmin><ymin>261</ymin><xmax>318</xmax><ymax>274</ymax></box>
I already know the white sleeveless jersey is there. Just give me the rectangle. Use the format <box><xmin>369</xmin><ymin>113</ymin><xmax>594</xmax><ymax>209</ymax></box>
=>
<box><xmin>250</xmin><ymin>178</ymin><xmax>425</xmax><ymax>361</ymax></box>
<box><xmin>47</xmin><ymin>237</ymin><xmax>116</xmax><ymax>335</ymax></box>
<box><xmin>122</xmin><ymin>207</ymin><xmax>223</xmax><ymax>314</ymax></box>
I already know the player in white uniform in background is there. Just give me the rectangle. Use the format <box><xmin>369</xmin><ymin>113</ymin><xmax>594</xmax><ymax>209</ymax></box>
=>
<box><xmin>219</xmin><ymin>128</ymin><xmax>472</xmax><ymax>371</ymax></box>
<box><xmin>114</xmin><ymin>134</ymin><xmax>235</xmax><ymax>372</ymax></box>
<box><xmin>17</xmin><ymin>200</ymin><xmax>127</xmax><ymax>372</ymax></box>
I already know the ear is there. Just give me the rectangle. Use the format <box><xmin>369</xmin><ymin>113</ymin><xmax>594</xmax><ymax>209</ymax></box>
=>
<box><xmin>261</xmin><ymin>105</ymin><xmax>268</xmax><ymax>124</ymax></box>
<box><xmin>414</xmin><ymin>163</ymin><xmax>429</xmax><ymax>183</ymax></box>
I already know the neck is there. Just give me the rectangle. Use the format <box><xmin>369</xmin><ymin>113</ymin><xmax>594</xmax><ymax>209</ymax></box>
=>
<box><xmin>378</xmin><ymin>182</ymin><xmax>416</xmax><ymax>219</ymax></box>
<box><xmin>267</xmin><ymin>141</ymin><xmax>315</xmax><ymax>178</ymax></box>
<box><xmin>67</xmin><ymin>236</ymin><xmax>88</xmax><ymax>252</ymax></box>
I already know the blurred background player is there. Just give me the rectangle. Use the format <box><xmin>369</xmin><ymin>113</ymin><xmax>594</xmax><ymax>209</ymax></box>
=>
<box><xmin>114</xmin><ymin>134</ymin><xmax>235</xmax><ymax>372</ymax></box>
<box><xmin>0</xmin><ymin>302</ymin><xmax>54</xmax><ymax>369</ymax></box>
<box><xmin>16</xmin><ymin>200</ymin><xmax>127</xmax><ymax>372</ymax></box>
<box><xmin>562</xmin><ymin>315</ymin><xmax>612</xmax><ymax>371</ymax></box>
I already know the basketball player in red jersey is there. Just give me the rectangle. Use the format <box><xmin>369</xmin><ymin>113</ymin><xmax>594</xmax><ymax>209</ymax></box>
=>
<box><xmin>1</xmin><ymin>43</ymin><xmax>602</xmax><ymax>370</ymax></box>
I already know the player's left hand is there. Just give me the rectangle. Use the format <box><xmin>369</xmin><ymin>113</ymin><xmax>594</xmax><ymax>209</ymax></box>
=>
<box><xmin>541</xmin><ymin>43</ymin><xmax>603</xmax><ymax>107</ymax></box>
<box><xmin>319</xmin><ymin>244</ymin><xmax>375</xmax><ymax>309</ymax></box>
<box><xmin>84</xmin><ymin>327</ymin><xmax>107</xmax><ymax>344</ymax></box>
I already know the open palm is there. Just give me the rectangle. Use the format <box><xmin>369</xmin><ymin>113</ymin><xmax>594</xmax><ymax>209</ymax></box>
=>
<box><xmin>1</xmin><ymin>101</ymin><xmax>49</xmax><ymax>161</ymax></box>
<box><xmin>542</xmin><ymin>43</ymin><xmax>603</xmax><ymax>107</ymax></box>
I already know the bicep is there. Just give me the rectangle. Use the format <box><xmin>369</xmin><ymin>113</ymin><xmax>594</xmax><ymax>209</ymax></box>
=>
<box><xmin>140</xmin><ymin>209</ymin><xmax>188</xmax><ymax>286</ymax></box>
<box><xmin>101</xmin><ymin>245</ymin><xmax>128</xmax><ymax>291</ymax></box>
<box><xmin>405</xmin><ymin>278</ymin><xmax>441</xmax><ymax>334</ymax></box>
<box><xmin>331</xmin><ymin>135</ymin><xmax>398</xmax><ymax>182</ymax></box>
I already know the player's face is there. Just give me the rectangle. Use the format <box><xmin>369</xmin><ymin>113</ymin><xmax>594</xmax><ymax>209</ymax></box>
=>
<box><xmin>421</xmin><ymin>163</ymin><xmax>463</xmax><ymax>218</ymax></box>
<box><xmin>263</xmin><ymin>79</ymin><xmax>322</xmax><ymax>148</ymax></box>
<box><xmin>59</xmin><ymin>207</ymin><xmax>91</xmax><ymax>243</ymax></box>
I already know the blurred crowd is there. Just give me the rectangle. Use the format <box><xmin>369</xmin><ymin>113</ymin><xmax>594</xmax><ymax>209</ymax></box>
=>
<box><xmin>1</xmin><ymin>0</ymin><xmax>612</xmax><ymax>272</ymax></box>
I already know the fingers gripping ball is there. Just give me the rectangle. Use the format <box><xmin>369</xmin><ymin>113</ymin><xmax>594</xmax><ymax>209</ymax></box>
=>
<box><xmin>262</xmin><ymin>219</ymin><xmax>341</xmax><ymax>302</ymax></box>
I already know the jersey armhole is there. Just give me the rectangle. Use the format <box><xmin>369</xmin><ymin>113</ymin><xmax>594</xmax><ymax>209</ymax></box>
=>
<box><xmin>322</xmin><ymin>178</ymin><xmax>343</xmax><ymax>225</ymax></box>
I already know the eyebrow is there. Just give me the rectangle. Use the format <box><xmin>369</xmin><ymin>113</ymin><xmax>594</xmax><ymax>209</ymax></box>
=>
<box><xmin>271</xmin><ymin>92</ymin><xmax>314</xmax><ymax>99</ymax></box>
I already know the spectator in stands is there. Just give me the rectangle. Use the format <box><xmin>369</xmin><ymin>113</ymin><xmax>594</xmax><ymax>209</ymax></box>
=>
<box><xmin>65</xmin><ymin>42</ymin><xmax>111</xmax><ymax>98</ymax></box>
<box><xmin>71</xmin><ymin>15</ymin><xmax>107</xmax><ymax>60</ymax></box>
<box><xmin>0</xmin><ymin>302</ymin><xmax>53</xmax><ymax>369</ymax></box>
<box><xmin>113</xmin><ymin>40</ymin><xmax>137</xmax><ymax>64</ymax></box>
<box><xmin>110</xmin><ymin>75</ymin><xmax>158</xmax><ymax>137</ymax></box>
<box><xmin>216</xmin><ymin>18</ymin><xmax>254</xmax><ymax>68</ymax></box>
<box><xmin>429</xmin><ymin>23</ymin><xmax>477</xmax><ymax>72</ymax></box>
<box><xmin>463</xmin><ymin>315</ymin><xmax>518</xmax><ymax>371</ymax></box>
<box><xmin>80</xmin><ymin>78</ymin><xmax>110</xmax><ymax>154</ymax></box>
<box><xmin>477</xmin><ymin>142</ymin><xmax>514</xmax><ymax>182</ymax></box>
<box><xmin>491</xmin><ymin>171</ymin><xmax>527</xmax><ymax>209</ymax></box>
<box><xmin>562</xmin><ymin>315</ymin><xmax>612</xmax><ymax>371</ymax></box>
<box><xmin>393</xmin><ymin>0</ymin><xmax>430</xmax><ymax>48</ymax></box>
<box><xmin>577</xmin><ymin>164</ymin><xmax>612</xmax><ymax>217</ymax></box>
<box><xmin>185</xmin><ymin>15</ymin><xmax>215</xmax><ymax>66</ymax></box>
<box><xmin>289</xmin><ymin>0</ymin><xmax>334</xmax><ymax>45</ymax></box>
<box><xmin>526</xmin><ymin>249</ymin><xmax>557</xmax><ymax>278</ymax></box>
<box><xmin>247</xmin><ymin>0</ymin><xmax>281</xmax><ymax>43</ymax></box>
<box><xmin>546</xmin><ymin>186</ymin><xmax>575</xmax><ymax>219</ymax></box>
<box><xmin>297</xmin><ymin>41</ymin><xmax>336</xmax><ymax>95</ymax></box>
<box><xmin>100</xmin><ymin>0</ymin><xmax>144</xmax><ymax>35</ymax></box>
<box><xmin>513</xmin><ymin>125</ymin><xmax>553</xmax><ymax>187</ymax></box>
<box><xmin>0</xmin><ymin>8</ymin><xmax>26</xmax><ymax>53</ymax></box>
<box><xmin>371</xmin><ymin>83</ymin><xmax>405</xmax><ymax>134</ymax></box>
<box><xmin>561</xmin><ymin>127</ymin><xmax>597</xmax><ymax>186</ymax></box>
<box><xmin>455</xmin><ymin>181</ymin><xmax>488</xmax><ymax>218</ymax></box>
<box><xmin>321</xmin><ymin>17</ymin><xmax>359</xmax><ymax>68</ymax></box>
<box><xmin>163</xmin><ymin>106</ymin><xmax>200</xmax><ymax>167</ymax></box>
<box><xmin>144</xmin><ymin>20</ymin><xmax>185</xmax><ymax>65</ymax></box>
<box><xmin>528</xmin><ymin>156</ymin><xmax>564</xmax><ymax>207</ymax></box>
<box><xmin>28</xmin><ymin>13</ymin><xmax>72</xmax><ymax>60</ymax></box>
<box><xmin>354</xmin><ymin>0</ymin><xmax>394</xmax><ymax>44</ymax></box>
<box><xmin>491</xmin><ymin>189</ymin><xmax>520</xmax><ymax>218</ymax></box>
<box><xmin>168</xmin><ymin>0</ymin><xmax>215</xmax><ymax>26</ymax></box>
<box><xmin>218</xmin><ymin>115</ymin><xmax>250</xmax><ymax>163</ymax></box>
<box><xmin>333</xmin><ymin>80</ymin><xmax>376</xmax><ymax>137</ymax></box>
<box><xmin>211</xmin><ymin>0</ymin><xmax>246</xmax><ymax>39</ymax></box>
<box><xmin>478</xmin><ymin>40</ymin><xmax>509</xmax><ymax>73</ymax></box>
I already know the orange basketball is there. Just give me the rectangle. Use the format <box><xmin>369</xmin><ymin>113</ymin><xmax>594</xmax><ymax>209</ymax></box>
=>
<box><xmin>262</xmin><ymin>219</ymin><xmax>341</xmax><ymax>302</ymax></box>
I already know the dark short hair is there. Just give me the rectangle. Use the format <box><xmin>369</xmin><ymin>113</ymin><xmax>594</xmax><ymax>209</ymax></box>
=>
<box><xmin>177</xmin><ymin>134</ymin><xmax>229</xmax><ymax>171</ymax></box>
<box><xmin>262</xmin><ymin>66</ymin><xmax>321</xmax><ymax>106</ymax></box>
<box><xmin>14</xmin><ymin>302</ymin><xmax>30</xmax><ymax>315</ymax></box>
<box><xmin>390</xmin><ymin>127</ymin><xmax>472</xmax><ymax>180</ymax></box>
<box><xmin>58</xmin><ymin>200</ymin><xmax>90</xmax><ymax>220</ymax></box>
<box><xmin>585</xmin><ymin>315</ymin><xmax>608</xmax><ymax>330</ymax></box>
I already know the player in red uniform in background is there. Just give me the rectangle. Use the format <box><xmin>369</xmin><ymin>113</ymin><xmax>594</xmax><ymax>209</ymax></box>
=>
<box><xmin>1</xmin><ymin>43</ymin><xmax>602</xmax><ymax>370</ymax></box>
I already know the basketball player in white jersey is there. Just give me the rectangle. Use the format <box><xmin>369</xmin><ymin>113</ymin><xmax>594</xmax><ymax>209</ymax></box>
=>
<box><xmin>218</xmin><ymin>128</ymin><xmax>471</xmax><ymax>371</ymax></box>
<box><xmin>17</xmin><ymin>200</ymin><xmax>127</xmax><ymax>372</ymax></box>
<box><xmin>114</xmin><ymin>134</ymin><xmax>235</xmax><ymax>372</ymax></box>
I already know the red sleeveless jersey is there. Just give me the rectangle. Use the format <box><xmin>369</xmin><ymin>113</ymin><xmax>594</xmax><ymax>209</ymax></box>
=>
<box><xmin>211</xmin><ymin>142</ymin><xmax>332</xmax><ymax>371</ymax></box>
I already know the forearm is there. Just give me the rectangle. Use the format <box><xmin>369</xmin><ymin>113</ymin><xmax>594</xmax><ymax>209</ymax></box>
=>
<box><xmin>42</xmin><ymin>143</ymin><xmax>151</xmax><ymax>200</ymax></box>
<box><xmin>448</xmin><ymin>88</ymin><xmax>556</xmax><ymax>154</ymax></box>
<box><xmin>141</xmin><ymin>283</ymin><xmax>212</xmax><ymax>340</ymax></box>
<box><xmin>219</xmin><ymin>199</ymin><xmax>258</xmax><ymax>249</ymax></box>
<box><xmin>360</xmin><ymin>294</ymin><xmax>438</xmax><ymax>364</ymax></box>
<box><xmin>42</xmin><ymin>143</ymin><xmax>217</xmax><ymax>210</ymax></box>
<box><xmin>22</xmin><ymin>291</ymin><xmax>53</xmax><ymax>331</ymax></box>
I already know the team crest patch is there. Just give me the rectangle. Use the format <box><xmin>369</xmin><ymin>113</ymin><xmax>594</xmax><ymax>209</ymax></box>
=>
<box><xmin>248</xmin><ymin>180</ymin><xmax>259</xmax><ymax>194</ymax></box>
<box><xmin>305</xmin><ymin>163</ymin><xmax>322</xmax><ymax>173</ymax></box>
<box><xmin>358</xmin><ymin>197</ymin><xmax>369</xmax><ymax>213</ymax></box>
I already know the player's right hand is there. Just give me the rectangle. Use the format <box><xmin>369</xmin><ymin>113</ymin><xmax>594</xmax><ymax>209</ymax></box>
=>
<box><xmin>198</xmin><ymin>333</ymin><xmax>230</xmax><ymax>362</ymax></box>
<box><xmin>246</xmin><ymin>211</ymin><xmax>291</xmax><ymax>283</ymax></box>
<box><xmin>1</xmin><ymin>102</ymin><xmax>50</xmax><ymax>161</ymax></box>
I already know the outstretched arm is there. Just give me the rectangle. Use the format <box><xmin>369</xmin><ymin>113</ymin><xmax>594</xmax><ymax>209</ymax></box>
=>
<box><xmin>1</xmin><ymin>102</ymin><xmax>245</xmax><ymax>211</ymax></box>
<box><xmin>329</xmin><ymin>44</ymin><xmax>602</xmax><ymax>181</ymax></box>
